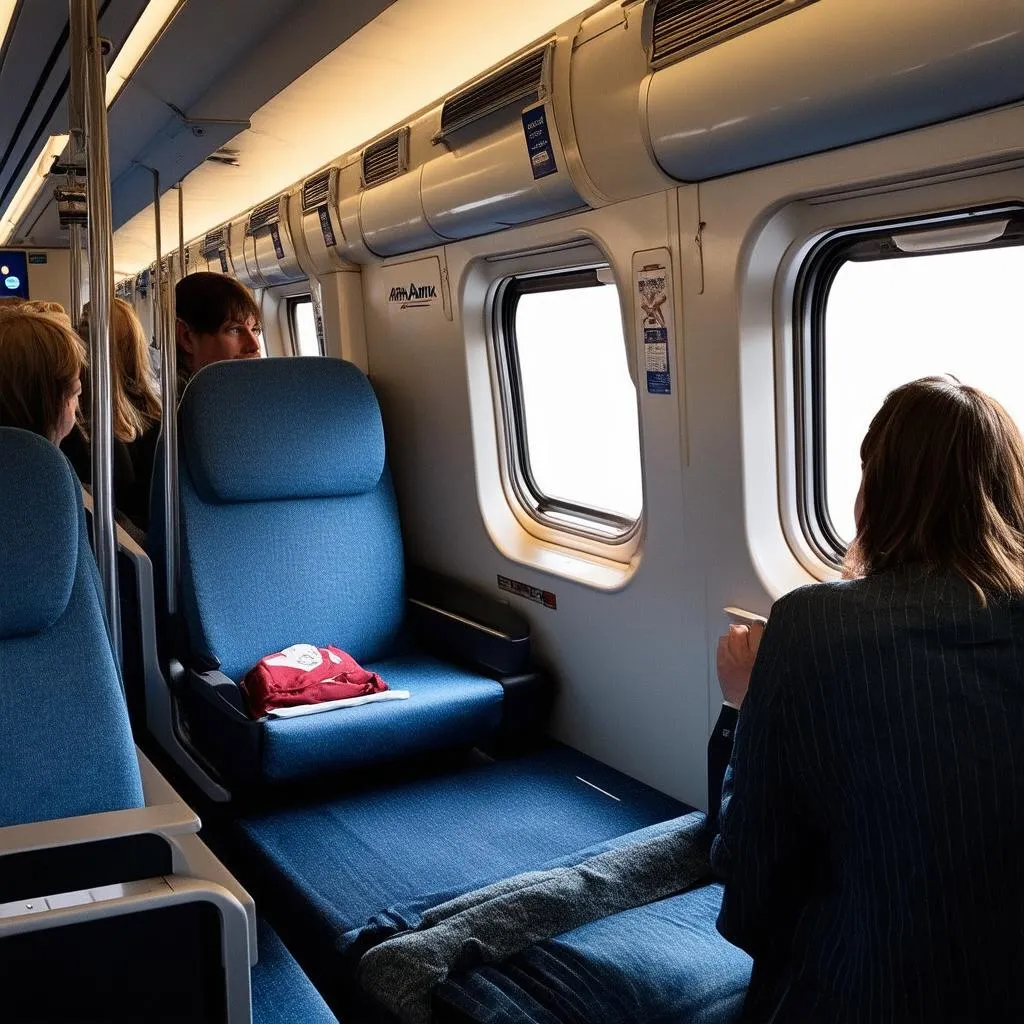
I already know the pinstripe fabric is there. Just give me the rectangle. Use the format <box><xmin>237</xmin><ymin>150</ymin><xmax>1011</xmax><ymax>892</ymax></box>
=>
<box><xmin>711</xmin><ymin>568</ymin><xmax>1024</xmax><ymax>1023</ymax></box>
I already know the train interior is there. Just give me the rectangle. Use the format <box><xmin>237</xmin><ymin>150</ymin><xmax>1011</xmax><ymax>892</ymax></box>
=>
<box><xmin>1</xmin><ymin>0</ymin><xmax>1023</xmax><ymax>1020</ymax></box>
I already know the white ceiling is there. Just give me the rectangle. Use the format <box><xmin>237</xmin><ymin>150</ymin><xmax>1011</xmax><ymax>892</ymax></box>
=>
<box><xmin>113</xmin><ymin>0</ymin><xmax>603</xmax><ymax>275</ymax></box>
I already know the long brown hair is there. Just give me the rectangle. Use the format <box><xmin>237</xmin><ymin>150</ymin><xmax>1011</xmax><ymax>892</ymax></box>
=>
<box><xmin>0</xmin><ymin>309</ymin><xmax>86</xmax><ymax>441</ymax></box>
<box><xmin>81</xmin><ymin>297</ymin><xmax>161</xmax><ymax>442</ymax></box>
<box><xmin>846</xmin><ymin>376</ymin><xmax>1024</xmax><ymax>601</ymax></box>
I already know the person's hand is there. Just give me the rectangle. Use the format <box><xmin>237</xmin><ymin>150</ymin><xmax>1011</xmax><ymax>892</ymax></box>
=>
<box><xmin>716</xmin><ymin>622</ymin><xmax>765</xmax><ymax>708</ymax></box>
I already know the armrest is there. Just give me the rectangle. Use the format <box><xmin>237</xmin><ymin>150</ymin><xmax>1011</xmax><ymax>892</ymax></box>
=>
<box><xmin>0</xmin><ymin>802</ymin><xmax>199</xmax><ymax>860</ymax></box>
<box><xmin>0</xmin><ymin>875</ymin><xmax>252</xmax><ymax>1023</ymax></box>
<box><xmin>406</xmin><ymin>567</ymin><xmax>533</xmax><ymax>676</ymax></box>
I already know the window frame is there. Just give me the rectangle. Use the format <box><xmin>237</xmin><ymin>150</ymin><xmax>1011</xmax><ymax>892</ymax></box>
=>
<box><xmin>287</xmin><ymin>294</ymin><xmax>324</xmax><ymax>357</ymax></box>
<box><xmin>793</xmin><ymin>204</ymin><xmax>1024</xmax><ymax>567</ymax></box>
<box><xmin>493</xmin><ymin>266</ymin><xmax>643</xmax><ymax>544</ymax></box>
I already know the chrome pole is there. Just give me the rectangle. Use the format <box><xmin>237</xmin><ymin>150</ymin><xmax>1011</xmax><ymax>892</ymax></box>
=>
<box><xmin>73</xmin><ymin>0</ymin><xmax>120</xmax><ymax>659</ymax></box>
<box><xmin>67</xmin><ymin>8</ymin><xmax>85</xmax><ymax>333</ymax></box>
<box><xmin>153</xmin><ymin>172</ymin><xmax>179</xmax><ymax>616</ymax></box>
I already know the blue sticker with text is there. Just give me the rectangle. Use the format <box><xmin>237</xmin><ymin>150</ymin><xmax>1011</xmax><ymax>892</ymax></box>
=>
<box><xmin>318</xmin><ymin>206</ymin><xmax>337</xmax><ymax>248</ymax></box>
<box><xmin>522</xmin><ymin>107</ymin><xmax>557</xmax><ymax>180</ymax></box>
<box><xmin>638</xmin><ymin>266</ymin><xmax>672</xmax><ymax>395</ymax></box>
<box><xmin>270</xmin><ymin>225</ymin><xmax>285</xmax><ymax>260</ymax></box>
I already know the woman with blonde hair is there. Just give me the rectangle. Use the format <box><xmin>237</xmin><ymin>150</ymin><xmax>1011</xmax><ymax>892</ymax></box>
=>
<box><xmin>0</xmin><ymin>307</ymin><xmax>85</xmax><ymax>443</ymax></box>
<box><xmin>63</xmin><ymin>296</ymin><xmax>162</xmax><ymax>530</ymax></box>
<box><xmin>712</xmin><ymin>376</ymin><xmax>1024</xmax><ymax>1023</ymax></box>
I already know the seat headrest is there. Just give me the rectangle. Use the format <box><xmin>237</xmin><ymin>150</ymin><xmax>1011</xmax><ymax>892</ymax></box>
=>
<box><xmin>0</xmin><ymin>428</ymin><xmax>80</xmax><ymax>639</ymax></box>
<box><xmin>180</xmin><ymin>358</ymin><xmax>386</xmax><ymax>503</ymax></box>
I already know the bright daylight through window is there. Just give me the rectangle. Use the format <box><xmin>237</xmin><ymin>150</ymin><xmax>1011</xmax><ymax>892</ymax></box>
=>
<box><xmin>504</xmin><ymin>274</ymin><xmax>642</xmax><ymax>536</ymax></box>
<box><xmin>291</xmin><ymin>297</ymin><xmax>322</xmax><ymax>356</ymax></box>
<box><xmin>823</xmin><ymin>242</ymin><xmax>1024</xmax><ymax>546</ymax></box>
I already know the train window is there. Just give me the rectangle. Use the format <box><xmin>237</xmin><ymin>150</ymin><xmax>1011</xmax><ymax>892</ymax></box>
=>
<box><xmin>798</xmin><ymin>211</ymin><xmax>1024</xmax><ymax>565</ymax></box>
<box><xmin>289</xmin><ymin>296</ymin><xmax>322</xmax><ymax>356</ymax></box>
<box><xmin>497</xmin><ymin>269</ymin><xmax>642</xmax><ymax>540</ymax></box>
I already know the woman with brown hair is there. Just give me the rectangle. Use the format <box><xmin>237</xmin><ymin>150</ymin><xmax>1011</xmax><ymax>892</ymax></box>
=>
<box><xmin>711</xmin><ymin>376</ymin><xmax>1024</xmax><ymax>1023</ymax></box>
<box><xmin>0</xmin><ymin>307</ymin><xmax>85</xmax><ymax>443</ymax></box>
<box><xmin>63</xmin><ymin>297</ymin><xmax>162</xmax><ymax>530</ymax></box>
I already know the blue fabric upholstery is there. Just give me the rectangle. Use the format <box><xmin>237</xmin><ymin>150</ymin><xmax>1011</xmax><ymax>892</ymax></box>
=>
<box><xmin>168</xmin><ymin>358</ymin><xmax>508</xmax><ymax>782</ymax></box>
<box><xmin>261</xmin><ymin>654</ymin><xmax>504</xmax><ymax>782</ymax></box>
<box><xmin>252</xmin><ymin>918</ymin><xmax>338</xmax><ymax>1024</ymax></box>
<box><xmin>231</xmin><ymin>744</ymin><xmax>686</xmax><ymax>1009</ymax></box>
<box><xmin>181</xmin><ymin>358</ymin><xmax>385</xmax><ymax>502</ymax></box>
<box><xmin>436</xmin><ymin>883</ymin><xmax>751</xmax><ymax>1024</ymax></box>
<box><xmin>0</xmin><ymin>428</ymin><xmax>144</xmax><ymax>827</ymax></box>
<box><xmin>178</xmin><ymin>466</ymin><xmax>405</xmax><ymax>681</ymax></box>
<box><xmin>0</xmin><ymin>429</ymin><xmax>78</xmax><ymax>638</ymax></box>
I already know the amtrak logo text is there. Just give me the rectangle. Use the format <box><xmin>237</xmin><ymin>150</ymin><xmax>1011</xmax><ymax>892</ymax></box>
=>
<box><xmin>388</xmin><ymin>283</ymin><xmax>438</xmax><ymax>309</ymax></box>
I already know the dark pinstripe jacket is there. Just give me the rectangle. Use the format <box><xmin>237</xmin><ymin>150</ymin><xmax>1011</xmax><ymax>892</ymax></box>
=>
<box><xmin>711</xmin><ymin>568</ymin><xmax>1024</xmax><ymax>1023</ymax></box>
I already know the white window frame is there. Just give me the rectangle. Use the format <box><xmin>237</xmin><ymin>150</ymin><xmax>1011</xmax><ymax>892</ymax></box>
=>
<box><xmin>480</xmin><ymin>242</ymin><xmax>645</xmax><ymax>567</ymax></box>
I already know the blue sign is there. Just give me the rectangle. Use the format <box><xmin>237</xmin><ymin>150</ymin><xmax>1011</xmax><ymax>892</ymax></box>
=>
<box><xmin>522</xmin><ymin>107</ymin><xmax>557</xmax><ymax>180</ymax></box>
<box><xmin>270</xmin><ymin>225</ymin><xmax>285</xmax><ymax>261</ymax></box>
<box><xmin>318</xmin><ymin>206</ymin><xmax>337</xmax><ymax>248</ymax></box>
<box><xmin>0</xmin><ymin>251</ymin><xmax>28</xmax><ymax>299</ymax></box>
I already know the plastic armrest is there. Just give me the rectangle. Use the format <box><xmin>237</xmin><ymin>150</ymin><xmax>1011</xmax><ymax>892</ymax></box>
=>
<box><xmin>406</xmin><ymin>566</ymin><xmax>533</xmax><ymax>676</ymax></box>
<box><xmin>0</xmin><ymin>875</ymin><xmax>252</xmax><ymax>1024</ymax></box>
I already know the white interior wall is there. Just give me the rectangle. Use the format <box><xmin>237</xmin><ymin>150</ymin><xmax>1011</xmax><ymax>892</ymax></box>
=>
<box><xmin>21</xmin><ymin>248</ymin><xmax>72</xmax><ymax>310</ymax></box>
<box><xmin>350</xmin><ymin>102</ymin><xmax>1024</xmax><ymax>808</ymax></box>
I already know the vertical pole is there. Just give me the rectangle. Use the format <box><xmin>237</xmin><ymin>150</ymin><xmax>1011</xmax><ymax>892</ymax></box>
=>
<box><xmin>152</xmin><ymin>170</ymin><xmax>179</xmax><ymax>616</ymax></box>
<box><xmin>72</xmin><ymin>0</ymin><xmax>120</xmax><ymax>659</ymax></box>
<box><xmin>67</xmin><ymin>0</ymin><xmax>86</xmax><ymax>334</ymax></box>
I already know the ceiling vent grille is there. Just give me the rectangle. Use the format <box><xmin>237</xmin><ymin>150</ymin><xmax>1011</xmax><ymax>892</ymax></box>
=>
<box><xmin>302</xmin><ymin>169</ymin><xmax>332</xmax><ymax>212</ymax></box>
<box><xmin>648</xmin><ymin>0</ymin><xmax>818</xmax><ymax>67</ymax></box>
<box><xmin>201</xmin><ymin>228</ymin><xmax>227</xmax><ymax>260</ymax></box>
<box><xmin>361</xmin><ymin>129</ymin><xmax>409</xmax><ymax>189</ymax></box>
<box><xmin>439</xmin><ymin>45</ymin><xmax>548</xmax><ymax>139</ymax></box>
<box><xmin>248</xmin><ymin>197</ymin><xmax>282</xmax><ymax>235</ymax></box>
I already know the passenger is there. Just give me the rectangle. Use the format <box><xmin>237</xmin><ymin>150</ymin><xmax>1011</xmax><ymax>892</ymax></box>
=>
<box><xmin>22</xmin><ymin>299</ymin><xmax>68</xmax><ymax>317</ymax></box>
<box><xmin>62</xmin><ymin>298</ymin><xmax>162</xmax><ymax>531</ymax></box>
<box><xmin>0</xmin><ymin>308</ymin><xmax>84</xmax><ymax>444</ymax></box>
<box><xmin>0</xmin><ymin>296</ymin><xmax>24</xmax><ymax>309</ymax></box>
<box><xmin>174</xmin><ymin>272</ymin><xmax>261</xmax><ymax>395</ymax></box>
<box><xmin>711</xmin><ymin>375</ymin><xmax>1024</xmax><ymax>1023</ymax></box>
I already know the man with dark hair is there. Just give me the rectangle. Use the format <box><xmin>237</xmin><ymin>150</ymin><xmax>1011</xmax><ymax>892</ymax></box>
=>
<box><xmin>175</xmin><ymin>272</ymin><xmax>262</xmax><ymax>393</ymax></box>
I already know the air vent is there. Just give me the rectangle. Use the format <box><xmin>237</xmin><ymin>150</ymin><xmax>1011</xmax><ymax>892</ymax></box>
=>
<box><xmin>201</xmin><ymin>228</ymin><xmax>226</xmax><ymax>261</ymax></box>
<box><xmin>248</xmin><ymin>197</ymin><xmax>282</xmax><ymax>235</ymax></box>
<box><xmin>649</xmin><ymin>0</ymin><xmax>818</xmax><ymax>67</ymax></box>
<box><xmin>439</xmin><ymin>45</ymin><xmax>548</xmax><ymax>139</ymax></box>
<box><xmin>361</xmin><ymin>129</ymin><xmax>408</xmax><ymax>189</ymax></box>
<box><xmin>302</xmin><ymin>169</ymin><xmax>332</xmax><ymax>212</ymax></box>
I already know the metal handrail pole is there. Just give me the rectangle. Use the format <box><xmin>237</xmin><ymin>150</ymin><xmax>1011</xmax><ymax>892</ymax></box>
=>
<box><xmin>73</xmin><ymin>0</ymin><xmax>120</xmax><ymax>658</ymax></box>
<box><xmin>151</xmin><ymin>171</ymin><xmax>179</xmax><ymax>616</ymax></box>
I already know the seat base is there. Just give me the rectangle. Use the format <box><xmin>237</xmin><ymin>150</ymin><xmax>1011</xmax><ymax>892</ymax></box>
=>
<box><xmin>217</xmin><ymin>743</ymin><xmax>687</xmax><ymax>1017</ymax></box>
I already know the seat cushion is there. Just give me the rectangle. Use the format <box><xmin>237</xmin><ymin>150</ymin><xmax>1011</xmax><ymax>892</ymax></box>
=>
<box><xmin>260</xmin><ymin>654</ymin><xmax>505</xmax><ymax>782</ymax></box>
<box><xmin>230</xmin><ymin>744</ymin><xmax>687</xmax><ymax>1011</ymax></box>
<box><xmin>436</xmin><ymin>883</ymin><xmax>751</xmax><ymax>1024</ymax></box>
<box><xmin>252</xmin><ymin>918</ymin><xmax>338</xmax><ymax>1024</ymax></box>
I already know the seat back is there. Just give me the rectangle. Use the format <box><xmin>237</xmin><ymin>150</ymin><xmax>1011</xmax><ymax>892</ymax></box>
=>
<box><xmin>0</xmin><ymin>428</ymin><xmax>144</xmax><ymax>827</ymax></box>
<box><xmin>174</xmin><ymin>358</ymin><xmax>406</xmax><ymax>682</ymax></box>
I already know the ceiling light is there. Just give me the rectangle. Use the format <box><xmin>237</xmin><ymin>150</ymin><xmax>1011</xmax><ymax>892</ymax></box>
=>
<box><xmin>0</xmin><ymin>134</ymin><xmax>70</xmax><ymax>245</ymax></box>
<box><xmin>105</xmin><ymin>0</ymin><xmax>184</xmax><ymax>107</ymax></box>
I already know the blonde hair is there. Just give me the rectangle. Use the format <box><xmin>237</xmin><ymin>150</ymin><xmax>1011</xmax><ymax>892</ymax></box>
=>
<box><xmin>81</xmin><ymin>297</ymin><xmax>161</xmax><ymax>442</ymax></box>
<box><xmin>0</xmin><ymin>310</ymin><xmax>87</xmax><ymax>441</ymax></box>
<box><xmin>846</xmin><ymin>376</ymin><xmax>1024</xmax><ymax>602</ymax></box>
<box><xmin>22</xmin><ymin>300</ymin><xmax>66</xmax><ymax>316</ymax></box>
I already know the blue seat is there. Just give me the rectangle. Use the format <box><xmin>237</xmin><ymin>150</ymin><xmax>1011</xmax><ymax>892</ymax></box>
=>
<box><xmin>0</xmin><ymin>427</ymin><xmax>338</xmax><ymax>1023</ymax></box>
<box><xmin>158</xmin><ymin>358</ymin><xmax>515</xmax><ymax>785</ymax></box>
<box><xmin>0</xmin><ymin>428</ymin><xmax>144</xmax><ymax>827</ymax></box>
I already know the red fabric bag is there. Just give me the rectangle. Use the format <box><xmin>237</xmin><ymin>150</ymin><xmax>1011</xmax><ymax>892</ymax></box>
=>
<box><xmin>241</xmin><ymin>643</ymin><xmax>387</xmax><ymax>719</ymax></box>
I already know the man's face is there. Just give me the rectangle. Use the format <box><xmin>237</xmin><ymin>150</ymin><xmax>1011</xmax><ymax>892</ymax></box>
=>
<box><xmin>180</xmin><ymin>314</ymin><xmax>261</xmax><ymax>373</ymax></box>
